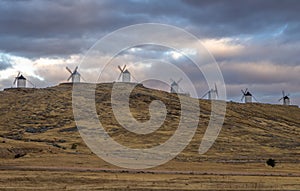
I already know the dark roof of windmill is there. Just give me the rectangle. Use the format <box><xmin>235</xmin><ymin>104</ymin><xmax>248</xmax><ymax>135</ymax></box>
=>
<box><xmin>171</xmin><ymin>81</ymin><xmax>178</xmax><ymax>86</ymax></box>
<box><xmin>245</xmin><ymin>91</ymin><xmax>252</xmax><ymax>96</ymax></box>
<box><xmin>17</xmin><ymin>75</ymin><xmax>26</xmax><ymax>80</ymax></box>
<box><xmin>73</xmin><ymin>71</ymin><xmax>80</xmax><ymax>75</ymax></box>
<box><xmin>123</xmin><ymin>69</ymin><xmax>130</xmax><ymax>73</ymax></box>
<box><xmin>284</xmin><ymin>96</ymin><xmax>290</xmax><ymax>100</ymax></box>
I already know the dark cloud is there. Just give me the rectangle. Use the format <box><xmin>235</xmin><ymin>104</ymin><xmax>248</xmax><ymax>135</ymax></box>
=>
<box><xmin>0</xmin><ymin>55</ymin><xmax>12</xmax><ymax>70</ymax></box>
<box><xmin>0</xmin><ymin>36</ymin><xmax>91</xmax><ymax>58</ymax></box>
<box><xmin>0</xmin><ymin>62</ymin><xmax>11</xmax><ymax>70</ymax></box>
<box><xmin>0</xmin><ymin>0</ymin><xmax>299</xmax><ymax>58</ymax></box>
<box><xmin>183</xmin><ymin>0</ymin><xmax>300</xmax><ymax>39</ymax></box>
<box><xmin>0</xmin><ymin>0</ymin><xmax>151</xmax><ymax>57</ymax></box>
<box><xmin>220</xmin><ymin>62</ymin><xmax>300</xmax><ymax>85</ymax></box>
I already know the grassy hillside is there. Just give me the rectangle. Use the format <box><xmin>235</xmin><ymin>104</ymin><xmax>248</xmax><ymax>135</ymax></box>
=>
<box><xmin>0</xmin><ymin>83</ymin><xmax>299</xmax><ymax>190</ymax></box>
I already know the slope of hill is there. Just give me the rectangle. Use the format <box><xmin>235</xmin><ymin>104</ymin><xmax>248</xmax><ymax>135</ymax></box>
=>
<box><xmin>0</xmin><ymin>83</ymin><xmax>299</xmax><ymax>190</ymax></box>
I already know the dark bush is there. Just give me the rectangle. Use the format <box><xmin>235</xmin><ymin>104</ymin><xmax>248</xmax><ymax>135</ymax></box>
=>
<box><xmin>266</xmin><ymin>158</ymin><xmax>276</xmax><ymax>167</ymax></box>
<box><xmin>71</xmin><ymin>143</ymin><xmax>78</xmax><ymax>150</ymax></box>
<box><xmin>14</xmin><ymin>153</ymin><xmax>26</xmax><ymax>158</ymax></box>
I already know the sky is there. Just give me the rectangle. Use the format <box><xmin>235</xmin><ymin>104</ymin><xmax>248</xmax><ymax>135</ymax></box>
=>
<box><xmin>0</xmin><ymin>0</ymin><xmax>299</xmax><ymax>106</ymax></box>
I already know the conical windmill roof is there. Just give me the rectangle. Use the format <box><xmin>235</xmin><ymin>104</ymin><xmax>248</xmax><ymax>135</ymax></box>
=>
<box><xmin>17</xmin><ymin>75</ymin><xmax>26</xmax><ymax>80</ymax></box>
<box><xmin>284</xmin><ymin>95</ymin><xmax>290</xmax><ymax>100</ymax></box>
<box><xmin>123</xmin><ymin>69</ymin><xmax>130</xmax><ymax>73</ymax></box>
<box><xmin>171</xmin><ymin>81</ymin><xmax>178</xmax><ymax>86</ymax></box>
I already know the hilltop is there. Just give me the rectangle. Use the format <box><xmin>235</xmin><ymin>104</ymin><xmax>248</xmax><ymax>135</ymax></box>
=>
<box><xmin>0</xmin><ymin>83</ymin><xmax>299</xmax><ymax>190</ymax></box>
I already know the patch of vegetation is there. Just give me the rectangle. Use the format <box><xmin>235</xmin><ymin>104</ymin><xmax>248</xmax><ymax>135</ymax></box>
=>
<box><xmin>51</xmin><ymin>143</ymin><xmax>66</xmax><ymax>150</ymax></box>
<box><xmin>25</xmin><ymin>126</ymin><xmax>49</xmax><ymax>133</ymax></box>
<box><xmin>14</xmin><ymin>153</ymin><xmax>26</xmax><ymax>159</ymax></box>
<box><xmin>266</xmin><ymin>158</ymin><xmax>276</xmax><ymax>167</ymax></box>
<box><xmin>71</xmin><ymin>143</ymin><xmax>77</xmax><ymax>150</ymax></box>
<box><xmin>59</xmin><ymin>127</ymin><xmax>78</xmax><ymax>132</ymax></box>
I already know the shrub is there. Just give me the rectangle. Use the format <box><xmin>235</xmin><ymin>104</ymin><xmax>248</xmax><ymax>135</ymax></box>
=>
<box><xmin>266</xmin><ymin>158</ymin><xmax>276</xmax><ymax>167</ymax></box>
<box><xmin>71</xmin><ymin>143</ymin><xmax>78</xmax><ymax>150</ymax></box>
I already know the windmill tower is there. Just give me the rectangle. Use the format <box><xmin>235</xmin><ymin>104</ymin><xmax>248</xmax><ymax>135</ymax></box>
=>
<box><xmin>241</xmin><ymin>88</ymin><xmax>258</xmax><ymax>103</ymax></box>
<box><xmin>170</xmin><ymin>78</ymin><xmax>182</xmax><ymax>93</ymax></box>
<box><xmin>118</xmin><ymin>65</ymin><xmax>131</xmax><ymax>82</ymax></box>
<box><xmin>66</xmin><ymin>66</ymin><xmax>81</xmax><ymax>83</ymax></box>
<box><xmin>202</xmin><ymin>84</ymin><xmax>218</xmax><ymax>100</ymax></box>
<box><xmin>13</xmin><ymin>72</ymin><xmax>26</xmax><ymax>88</ymax></box>
<box><xmin>279</xmin><ymin>90</ymin><xmax>290</xmax><ymax>105</ymax></box>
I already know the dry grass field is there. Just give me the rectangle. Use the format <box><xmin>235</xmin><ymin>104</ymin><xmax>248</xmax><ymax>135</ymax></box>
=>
<box><xmin>0</xmin><ymin>83</ymin><xmax>299</xmax><ymax>190</ymax></box>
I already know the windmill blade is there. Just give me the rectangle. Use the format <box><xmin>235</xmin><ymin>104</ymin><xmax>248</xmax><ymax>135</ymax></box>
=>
<box><xmin>79</xmin><ymin>73</ymin><xmax>86</xmax><ymax>82</ymax></box>
<box><xmin>66</xmin><ymin>67</ymin><xmax>73</xmax><ymax>74</ymax></box>
<box><xmin>241</xmin><ymin>95</ymin><xmax>245</xmax><ymax>101</ymax></box>
<box><xmin>13</xmin><ymin>72</ymin><xmax>21</xmax><ymax>85</ymax></box>
<box><xmin>201</xmin><ymin>91</ymin><xmax>209</xmax><ymax>98</ymax></box>
<box><xmin>278</xmin><ymin>97</ymin><xmax>283</xmax><ymax>102</ymax></box>
<box><xmin>245</xmin><ymin>88</ymin><xmax>248</xmax><ymax>93</ymax></box>
<box><xmin>79</xmin><ymin>74</ymin><xmax>87</xmax><ymax>82</ymax></box>
<box><xmin>282</xmin><ymin>90</ymin><xmax>285</xmax><ymax>97</ymax></box>
<box><xmin>67</xmin><ymin>74</ymin><xmax>73</xmax><ymax>81</ymax></box>
<box><xmin>131</xmin><ymin>74</ymin><xmax>139</xmax><ymax>83</ymax></box>
<box><xmin>117</xmin><ymin>72</ymin><xmax>122</xmax><ymax>80</ymax></box>
<box><xmin>118</xmin><ymin>65</ymin><xmax>123</xmax><ymax>72</ymax></box>
<box><xmin>241</xmin><ymin>89</ymin><xmax>245</xmax><ymax>95</ymax></box>
<box><xmin>27</xmin><ymin>79</ymin><xmax>36</xmax><ymax>88</ymax></box>
<box><xmin>215</xmin><ymin>83</ymin><xmax>218</xmax><ymax>97</ymax></box>
<box><xmin>177</xmin><ymin>78</ymin><xmax>183</xmax><ymax>84</ymax></box>
<box><xmin>13</xmin><ymin>76</ymin><xmax>18</xmax><ymax>85</ymax></box>
<box><xmin>252</xmin><ymin>95</ymin><xmax>259</xmax><ymax>102</ymax></box>
<box><xmin>122</xmin><ymin>65</ymin><xmax>127</xmax><ymax>71</ymax></box>
<box><xmin>74</xmin><ymin>66</ymin><xmax>78</xmax><ymax>73</ymax></box>
<box><xmin>13</xmin><ymin>77</ymin><xmax>17</xmax><ymax>85</ymax></box>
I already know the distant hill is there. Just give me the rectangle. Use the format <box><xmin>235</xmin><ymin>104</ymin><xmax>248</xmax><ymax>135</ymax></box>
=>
<box><xmin>0</xmin><ymin>82</ymin><xmax>299</xmax><ymax>162</ymax></box>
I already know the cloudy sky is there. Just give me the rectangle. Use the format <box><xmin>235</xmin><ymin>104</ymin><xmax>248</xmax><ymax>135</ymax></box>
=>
<box><xmin>0</xmin><ymin>0</ymin><xmax>299</xmax><ymax>106</ymax></box>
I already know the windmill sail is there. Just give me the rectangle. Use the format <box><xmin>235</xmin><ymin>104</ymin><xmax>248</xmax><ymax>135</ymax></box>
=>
<box><xmin>13</xmin><ymin>72</ymin><xmax>21</xmax><ymax>85</ymax></box>
<box><xmin>66</xmin><ymin>66</ymin><xmax>81</xmax><ymax>83</ymax></box>
<box><xmin>278</xmin><ymin>90</ymin><xmax>290</xmax><ymax>105</ymax></box>
<box><xmin>202</xmin><ymin>83</ymin><xmax>218</xmax><ymax>100</ymax></box>
<box><xmin>241</xmin><ymin>88</ymin><xmax>255</xmax><ymax>103</ymax></box>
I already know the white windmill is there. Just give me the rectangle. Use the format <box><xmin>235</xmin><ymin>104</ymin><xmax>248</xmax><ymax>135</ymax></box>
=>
<box><xmin>202</xmin><ymin>84</ymin><xmax>218</xmax><ymax>100</ymax></box>
<box><xmin>278</xmin><ymin>90</ymin><xmax>290</xmax><ymax>106</ymax></box>
<box><xmin>170</xmin><ymin>78</ymin><xmax>182</xmax><ymax>93</ymax></box>
<box><xmin>12</xmin><ymin>72</ymin><xmax>35</xmax><ymax>88</ymax></box>
<box><xmin>118</xmin><ymin>65</ymin><xmax>131</xmax><ymax>82</ymax></box>
<box><xmin>169</xmin><ymin>78</ymin><xmax>189</xmax><ymax>96</ymax></box>
<box><xmin>241</xmin><ymin>88</ymin><xmax>258</xmax><ymax>103</ymax></box>
<box><xmin>66</xmin><ymin>66</ymin><xmax>81</xmax><ymax>83</ymax></box>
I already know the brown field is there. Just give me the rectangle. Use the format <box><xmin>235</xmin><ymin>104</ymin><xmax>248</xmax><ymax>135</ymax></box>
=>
<box><xmin>0</xmin><ymin>83</ymin><xmax>299</xmax><ymax>190</ymax></box>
